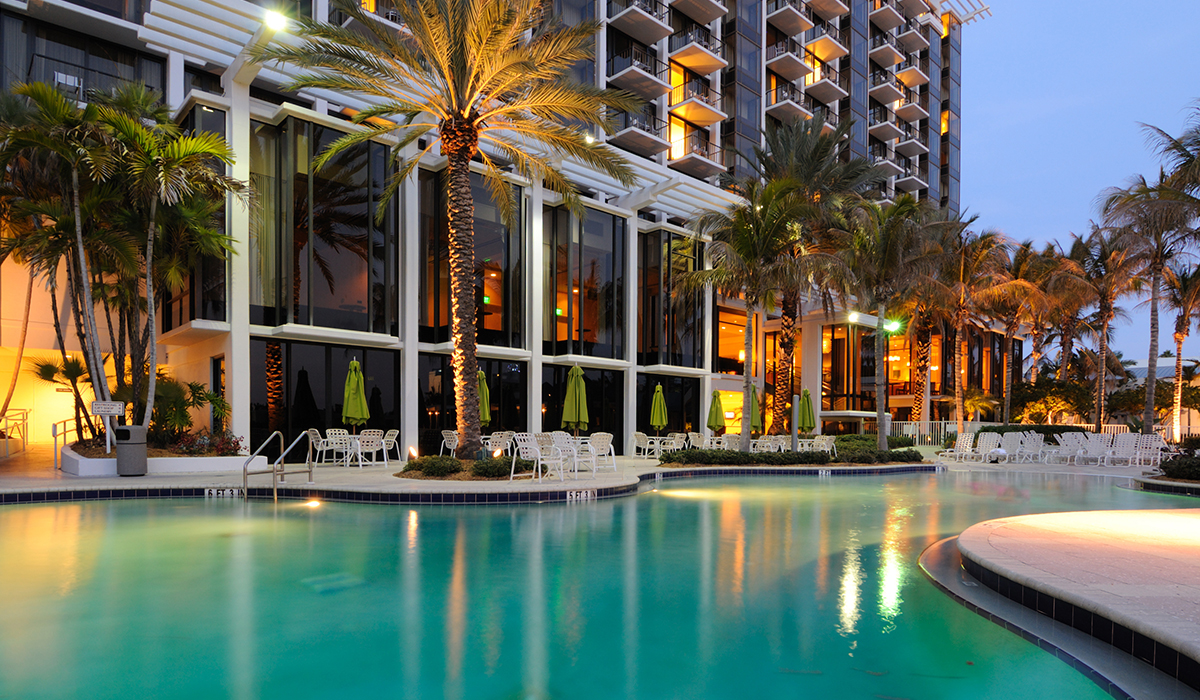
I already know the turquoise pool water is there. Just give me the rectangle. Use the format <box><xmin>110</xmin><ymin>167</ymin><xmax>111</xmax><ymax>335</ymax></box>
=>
<box><xmin>0</xmin><ymin>472</ymin><xmax>1190</xmax><ymax>699</ymax></box>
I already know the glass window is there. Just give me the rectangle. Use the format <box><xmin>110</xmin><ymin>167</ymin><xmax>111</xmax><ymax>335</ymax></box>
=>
<box><xmin>417</xmin><ymin>353</ymin><xmax>526</xmax><ymax>456</ymax></box>
<box><xmin>543</xmin><ymin>205</ymin><xmax>626</xmax><ymax>359</ymax></box>
<box><xmin>637</xmin><ymin>230</ymin><xmax>703</xmax><ymax>368</ymax></box>
<box><xmin>637</xmin><ymin>374</ymin><xmax>700</xmax><ymax>435</ymax></box>
<box><xmin>821</xmin><ymin>323</ymin><xmax>875</xmax><ymax>411</ymax></box>
<box><xmin>419</xmin><ymin>170</ymin><xmax>523</xmax><ymax>347</ymax></box>
<box><xmin>542</xmin><ymin>365</ymin><xmax>624</xmax><ymax>451</ymax></box>
<box><xmin>3</xmin><ymin>12</ymin><xmax>164</xmax><ymax>94</ymax></box>
<box><xmin>249</xmin><ymin>120</ymin><xmax>279</xmax><ymax>325</ymax></box>
<box><xmin>714</xmin><ymin>307</ymin><xmax>752</xmax><ymax>375</ymax></box>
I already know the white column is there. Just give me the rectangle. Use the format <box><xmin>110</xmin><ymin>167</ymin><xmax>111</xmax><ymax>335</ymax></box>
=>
<box><xmin>224</xmin><ymin>83</ymin><xmax>251</xmax><ymax>446</ymax></box>
<box><xmin>400</xmin><ymin>170</ymin><xmax>420</xmax><ymax>459</ymax></box>
<box><xmin>701</xmin><ymin>278</ymin><xmax>714</xmax><ymax>436</ymax></box>
<box><xmin>165</xmin><ymin>51</ymin><xmax>185</xmax><ymax>112</ymax></box>
<box><xmin>623</xmin><ymin>215</ymin><xmax>638</xmax><ymax>455</ymax></box>
<box><xmin>799</xmin><ymin>317</ymin><xmax>823</xmax><ymax>434</ymax></box>
<box><xmin>527</xmin><ymin>182</ymin><xmax>544</xmax><ymax>433</ymax></box>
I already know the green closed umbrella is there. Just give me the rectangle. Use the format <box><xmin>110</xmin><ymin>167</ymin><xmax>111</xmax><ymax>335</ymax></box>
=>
<box><xmin>649</xmin><ymin>383</ymin><xmax>668</xmax><ymax>435</ymax></box>
<box><xmin>562</xmin><ymin>365</ymin><xmax>588</xmax><ymax>435</ymax></box>
<box><xmin>707</xmin><ymin>390</ymin><xmax>725</xmax><ymax>432</ymax></box>
<box><xmin>342</xmin><ymin>359</ymin><xmax>370</xmax><ymax>428</ymax></box>
<box><xmin>477</xmin><ymin>370</ymin><xmax>491</xmax><ymax>428</ymax></box>
<box><xmin>797</xmin><ymin>387</ymin><xmax>816</xmax><ymax>434</ymax></box>
<box><xmin>749</xmin><ymin>386</ymin><xmax>763</xmax><ymax>434</ymax></box>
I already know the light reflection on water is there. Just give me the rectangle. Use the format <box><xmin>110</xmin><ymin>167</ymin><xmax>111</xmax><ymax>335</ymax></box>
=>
<box><xmin>0</xmin><ymin>471</ymin><xmax>1191</xmax><ymax>700</ymax></box>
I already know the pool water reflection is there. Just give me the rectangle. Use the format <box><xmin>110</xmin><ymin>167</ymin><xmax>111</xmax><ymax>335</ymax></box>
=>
<box><xmin>0</xmin><ymin>472</ymin><xmax>1190</xmax><ymax>699</ymax></box>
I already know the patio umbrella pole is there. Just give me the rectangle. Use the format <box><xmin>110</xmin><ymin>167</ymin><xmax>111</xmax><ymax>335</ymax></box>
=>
<box><xmin>792</xmin><ymin>394</ymin><xmax>800</xmax><ymax>452</ymax></box>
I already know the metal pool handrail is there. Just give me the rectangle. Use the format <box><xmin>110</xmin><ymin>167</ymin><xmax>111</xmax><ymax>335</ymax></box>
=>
<box><xmin>242</xmin><ymin>431</ymin><xmax>316</xmax><ymax>502</ymax></box>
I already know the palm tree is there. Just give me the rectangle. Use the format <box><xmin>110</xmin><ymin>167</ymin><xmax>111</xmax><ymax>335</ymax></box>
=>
<box><xmin>840</xmin><ymin>194</ymin><xmax>937</xmax><ymax>449</ymax></box>
<box><xmin>1073</xmin><ymin>226</ymin><xmax>1143</xmax><ymax>431</ymax></box>
<box><xmin>1103</xmin><ymin>175</ymin><xmax>1197</xmax><ymax>434</ymax></box>
<box><xmin>676</xmin><ymin>178</ymin><xmax>812</xmax><ymax>451</ymax></box>
<box><xmin>254</xmin><ymin>0</ymin><xmax>637</xmax><ymax>455</ymax></box>
<box><xmin>753</xmin><ymin>116</ymin><xmax>881</xmax><ymax>432</ymax></box>
<box><xmin>1163</xmin><ymin>263</ymin><xmax>1200</xmax><ymax>440</ymax></box>
<box><xmin>893</xmin><ymin>277</ymin><xmax>951</xmax><ymax>424</ymax></box>
<box><xmin>92</xmin><ymin>95</ymin><xmax>243</xmax><ymax>426</ymax></box>
<box><xmin>988</xmin><ymin>241</ymin><xmax>1048</xmax><ymax>424</ymax></box>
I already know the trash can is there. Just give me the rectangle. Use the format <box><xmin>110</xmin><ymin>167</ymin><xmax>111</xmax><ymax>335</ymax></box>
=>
<box><xmin>115</xmin><ymin>425</ymin><xmax>148</xmax><ymax>477</ymax></box>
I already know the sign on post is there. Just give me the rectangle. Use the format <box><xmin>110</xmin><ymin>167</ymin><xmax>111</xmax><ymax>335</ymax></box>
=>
<box><xmin>90</xmin><ymin>401</ymin><xmax>125</xmax><ymax>416</ymax></box>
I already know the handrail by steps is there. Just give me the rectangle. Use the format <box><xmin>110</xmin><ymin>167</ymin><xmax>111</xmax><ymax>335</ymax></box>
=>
<box><xmin>242</xmin><ymin>431</ymin><xmax>316</xmax><ymax>502</ymax></box>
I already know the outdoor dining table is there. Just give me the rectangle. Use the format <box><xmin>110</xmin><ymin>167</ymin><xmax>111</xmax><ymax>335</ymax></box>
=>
<box><xmin>343</xmin><ymin>435</ymin><xmax>364</xmax><ymax>467</ymax></box>
<box><xmin>644</xmin><ymin>435</ymin><xmax>673</xmax><ymax>458</ymax></box>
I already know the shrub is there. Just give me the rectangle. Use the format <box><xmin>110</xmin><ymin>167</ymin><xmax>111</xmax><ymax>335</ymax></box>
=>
<box><xmin>404</xmin><ymin>455</ymin><xmax>462</xmax><ymax>477</ymax></box>
<box><xmin>1177</xmin><ymin>435</ymin><xmax>1200</xmax><ymax>453</ymax></box>
<box><xmin>887</xmin><ymin>448</ymin><xmax>924</xmax><ymax>463</ymax></box>
<box><xmin>835</xmin><ymin>434</ymin><xmax>914</xmax><ymax>450</ymax></box>
<box><xmin>835</xmin><ymin>448</ymin><xmax>881</xmax><ymax>464</ymax></box>
<box><xmin>943</xmin><ymin>432</ymin><xmax>957</xmax><ymax>450</ymax></box>
<box><xmin>470</xmin><ymin>456</ymin><xmax>534</xmax><ymax>478</ymax></box>
<box><xmin>172</xmin><ymin>430</ymin><xmax>244</xmax><ymax>457</ymax></box>
<box><xmin>1161</xmin><ymin>456</ymin><xmax>1200</xmax><ymax>481</ymax></box>
<box><xmin>663</xmin><ymin>449</ymin><xmax>829</xmax><ymax>466</ymax></box>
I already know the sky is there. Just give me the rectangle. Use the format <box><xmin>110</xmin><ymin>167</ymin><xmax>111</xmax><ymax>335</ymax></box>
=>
<box><xmin>959</xmin><ymin>0</ymin><xmax>1200</xmax><ymax>364</ymax></box>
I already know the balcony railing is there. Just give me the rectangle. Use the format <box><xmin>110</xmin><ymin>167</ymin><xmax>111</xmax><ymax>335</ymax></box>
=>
<box><xmin>868</xmin><ymin>69</ymin><xmax>901</xmax><ymax>90</ymax></box>
<box><xmin>901</xmin><ymin>161</ymin><xmax>926</xmax><ymax>180</ymax></box>
<box><xmin>765</xmin><ymin>38</ymin><xmax>807</xmax><ymax>63</ymax></box>
<box><xmin>868</xmin><ymin>142</ymin><xmax>889</xmax><ymax>160</ymax></box>
<box><xmin>766</xmin><ymin>82</ymin><xmax>811</xmax><ymax>108</ymax></box>
<box><xmin>812</xmin><ymin>104</ymin><xmax>839</xmax><ymax>126</ymax></box>
<box><xmin>608</xmin><ymin>45</ymin><xmax>668</xmax><ymax>80</ymax></box>
<box><xmin>766</xmin><ymin>0</ymin><xmax>813</xmax><ymax>21</ymax></box>
<box><xmin>870</xmin><ymin>32</ymin><xmax>900</xmax><ymax>51</ymax></box>
<box><xmin>870</xmin><ymin>106</ymin><xmax>898</xmax><ymax>127</ymax></box>
<box><xmin>804</xmin><ymin>22</ymin><xmax>845</xmax><ymax>45</ymax></box>
<box><xmin>607</xmin><ymin>0</ymin><xmax>669</xmax><ymax>21</ymax></box>
<box><xmin>804</xmin><ymin>63</ymin><xmax>840</xmax><ymax>87</ymax></box>
<box><xmin>897</xmin><ymin>55</ymin><xmax>929</xmax><ymax>75</ymax></box>
<box><xmin>669</xmin><ymin>24</ymin><xmax>722</xmax><ymax>55</ymax></box>
<box><xmin>669</xmin><ymin>79</ymin><xmax>722</xmax><ymax>108</ymax></box>
<box><xmin>897</xmin><ymin>122</ymin><xmax>926</xmax><ymax>144</ymax></box>
<box><xmin>612</xmin><ymin>109</ymin><xmax>667</xmax><ymax>138</ymax></box>
<box><xmin>673</xmin><ymin>131</ymin><xmax>723</xmax><ymax>164</ymax></box>
<box><xmin>29</xmin><ymin>53</ymin><xmax>137</xmax><ymax>99</ymax></box>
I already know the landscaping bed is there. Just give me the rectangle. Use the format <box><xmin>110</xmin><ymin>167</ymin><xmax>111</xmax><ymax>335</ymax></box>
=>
<box><xmin>395</xmin><ymin>455</ymin><xmax>536</xmax><ymax>481</ymax></box>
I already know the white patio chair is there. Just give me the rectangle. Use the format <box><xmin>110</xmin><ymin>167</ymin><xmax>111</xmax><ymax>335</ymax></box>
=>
<box><xmin>552</xmin><ymin>431</ymin><xmax>595</xmax><ymax>478</ymax></box>
<box><xmin>688</xmin><ymin>432</ymin><xmax>706</xmax><ymax>449</ymax></box>
<box><xmin>440</xmin><ymin>430</ymin><xmax>458</xmax><ymax>457</ymax></box>
<box><xmin>513</xmin><ymin>432</ymin><xmax>564</xmax><ymax>482</ymax></box>
<box><xmin>936</xmin><ymin>432</ymin><xmax>974</xmax><ymax>463</ymax></box>
<box><xmin>1101</xmin><ymin>433</ymin><xmax>1139</xmax><ymax>467</ymax></box>
<box><xmin>352</xmin><ymin>430</ymin><xmax>386</xmax><ymax>469</ymax></box>
<box><xmin>483</xmin><ymin>433</ymin><xmax>511</xmax><ymax>458</ymax></box>
<box><xmin>382</xmin><ymin>429</ymin><xmax>401</xmax><ymax>461</ymax></box>
<box><xmin>750</xmin><ymin>437</ymin><xmax>773</xmax><ymax>453</ymax></box>
<box><xmin>588</xmin><ymin>432</ymin><xmax>618</xmax><ymax>474</ymax></box>
<box><xmin>306</xmin><ymin>428</ymin><xmax>330</xmax><ymax>463</ymax></box>
<box><xmin>1075</xmin><ymin>433</ymin><xmax>1113</xmax><ymax>466</ymax></box>
<box><xmin>963</xmin><ymin>433</ymin><xmax>1001</xmax><ymax>463</ymax></box>
<box><xmin>632</xmin><ymin>431</ymin><xmax>652</xmax><ymax>457</ymax></box>
<box><xmin>812</xmin><ymin>435</ymin><xmax>837</xmax><ymax>458</ymax></box>
<box><xmin>324</xmin><ymin>429</ymin><xmax>350</xmax><ymax>465</ymax></box>
<box><xmin>1135</xmin><ymin>433</ymin><xmax>1168</xmax><ymax>468</ymax></box>
<box><xmin>1016</xmin><ymin>432</ymin><xmax>1044</xmax><ymax>463</ymax></box>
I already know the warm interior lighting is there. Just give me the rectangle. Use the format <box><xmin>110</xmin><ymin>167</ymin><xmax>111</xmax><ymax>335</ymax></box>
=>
<box><xmin>264</xmin><ymin>10</ymin><xmax>288</xmax><ymax>31</ymax></box>
<box><xmin>940</xmin><ymin>110</ymin><xmax>950</xmax><ymax>135</ymax></box>
<box><xmin>305</xmin><ymin>500</ymin><xmax>321</xmax><ymax>508</ymax></box>
<box><xmin>724</xmin><ymin>411</ymin><xmax>735</xmax><ymax>419</ymax></box>
<box><xmin>738</xmin><ymin>350</ymin><xmax>746</xmax><ymax>362</ymax></box>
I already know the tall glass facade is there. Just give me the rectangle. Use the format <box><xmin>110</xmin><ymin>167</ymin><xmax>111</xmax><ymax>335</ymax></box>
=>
<box><xmin>636</xmin><ymin>373</ymin><xmax>700</xmax><ymax>435</ymax></box>
<box><xmin>418</xmin><ymin>170</ymin><xmax>523</xmax><ymax>347</ymax></box>
<box><xmin>637</xmin><ymin>229</ymin><xmax>703</xmax><ymax>367</ymax></box>
<box><xmin>417</xmin><ymin>354</ymin><xmax>527</xmax><ymax>456</ymax></box>
<box><xmin>542</xmin><ymin>365</ymin><xmax>625</xmax><ymax>450</ymax></box>
<box><xmin>543</xmin><ymin>206</ymin><xmax>626</xmax><ymax>359</ymax></box>
<box><xmin>821</xmin><ymin>322</ymin><xmax>875</xmax><ymax>412</ymax></box>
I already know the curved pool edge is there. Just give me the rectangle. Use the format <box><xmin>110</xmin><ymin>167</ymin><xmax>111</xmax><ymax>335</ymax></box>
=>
<box><xmin>919</xmin><ymin>537</ymin><xmax>1198</xmax><ymax>700</ymax></box>
<box><xmin>1134</xmin><ymin>477</ymin><xmax>1200</xmax><ymax>498</ymax></box>
<box><xmin>0</xmin><ymin>463</ymin><xmax>939</xmax><ymax>506</ymax></box>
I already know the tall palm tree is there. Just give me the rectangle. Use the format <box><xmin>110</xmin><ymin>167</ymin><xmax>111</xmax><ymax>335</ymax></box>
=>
<box><xmin>255</xmin><ymin>0</ymin><xmax>637</xmax><ymax>455</ymax></box>
<box><xmin>1163</xmin><ymin>263</ymin><xmax>1200</xmax><ymax>440</ymax></box>
<box><xmin>752</xmin><ymin>115</ymin><xmax>879</xmax><ymax>432</ymax></box>
<box><xmin>1103</xmin><ymin>175</ymin><xmax>1197</xmax><ymax>434</ymax></box>
<box><xmin>676</xmin><ymin>178</ymin><xmax>813</xmax><ymax>451</ymax></box>
<box><xmin>839</xmin><ymin>194</ymin><xmax>936</xmax><ymax>449</ymax></box>
<box><xmin>892</xmin><ymin>276</ymin><xmax>951</xmax><ymax>424</ymax></box>
<box><xmin>988</xmin><ymin>241</ymin><xmax>1048</xmax><ymax>424</ymax></box>
<box><xmin>1073</xmin><ymin>226</ymin><xmax>1143</xmax><ymax>431</ymax></box>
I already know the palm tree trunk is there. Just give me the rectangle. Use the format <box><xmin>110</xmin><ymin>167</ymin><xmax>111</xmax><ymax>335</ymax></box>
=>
<box><xmin>142</xmin><ymin>199</ymin><xmax>159</xmax><ymax>428</ymax></box>
<box><xmin>875</xmin><ymin>310</ymin><xmax>888</xmax><ymax>450</ymax></box>
<box><xmin>1058</xmin><ymin>319</ymin><xmax>1076</xmax><ymax>382</ymax></box>
<box><xmin>1002</xmin><ymin>325</ymin><xmax>1014</xmax><ymax>425</ymax></box>
<box><xmin>443</xmin><ymin>122</ymin><xmax>481</xmax><ymax>457</ymax></box>
<box><xmin>1030</xmin><ymin>327</ymin><xmax>1043</xmax><ymax>383</ymax></box>
<box><xmin>740</xmin><ymin>303</ymin><xmax>754</xmax><ymax>451</ymax></box>
<box><xmin>70</xmin><ymin>166</ymin><xmax>109</xmax><ymax>403</ymax></box>
<box><xmin>955</xmin><ymin>321</ymin><xmax>966</xmax><ymax>435</ymax></box>
<box><xmin>50</xmin><ymin>277</ymin><xmax>93</xmax><ymax>441</ymax></box>
<box><xmin>1142</xmin><ymin>267</ymin><xmax>1161</xmax><ymax>434</ymax></box>
<box><xmin>771</xmin><ymin>292</ymin><xmax>796</xmax><ymax>434</ymax></box>
<box><xmin>1094</xmin><ymin>315</ymin><xmax>1110</xmax><ymax>432</ymax></box>
<box><xmin>1173</xmin><ymin>332</ymin><xmax>1185</xmax><ymax>442</ymax></box>
<box><xmin>0</xmin><ymin>269</ymin><xmax>34</xmax><ymax>418</ymax></box>
<box><xmin>911</xmin><ymin>324</ymin><xmax>931</xmax><ymax>423</ymax></box>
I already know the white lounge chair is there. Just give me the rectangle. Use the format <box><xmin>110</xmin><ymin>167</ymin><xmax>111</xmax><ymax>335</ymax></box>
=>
<box><xmin>936</xmin><ymin>432</ymin><xmax>975</xmax><ymax>463</ymax></box>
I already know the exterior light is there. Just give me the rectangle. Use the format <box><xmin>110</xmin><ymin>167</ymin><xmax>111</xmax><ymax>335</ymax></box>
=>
<box><xmin>305</xmin><ymin>500</ymin><xmax>320</xmax><ymax>508</ymax></box>
<box><xmin>584</xmin><ymin>134</ymin><xmax>596</xmax><ymax>144</ymax></box>
<box><xmin>848</xmin><ymin>312</ymin><xmax>859</xmax><ymax>323</ymax></box>
<box><xmin>264</xmin><ymin>10</ymin><xmax>288</xmax><ymax>31</ymax></box>
<box><xmin>408</xmin><ymin>446</ymin><xmax>418</xmax><ymax>459</ymax></box>
<box><xmin>884</xmin><ymin>320</ymin><xmax>901</xmax><ymax>332</ymax></box>
<box><xmin>493</xmin><ymin>449</ymin><xmax>503</xmax><ymax>458</ymax></box>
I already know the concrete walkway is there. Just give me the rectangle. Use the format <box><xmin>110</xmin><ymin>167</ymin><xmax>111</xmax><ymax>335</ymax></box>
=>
<box><xmin>958</xmin><ymin>510</ymin><xmax>1200</xmax><ymax>691</ymax></box>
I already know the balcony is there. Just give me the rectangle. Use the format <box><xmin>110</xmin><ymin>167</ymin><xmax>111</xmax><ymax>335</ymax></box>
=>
<box><xmin>898</xmin><ymin>0</ymin><xmax>932</xmax><ymax>14</ymax></box>
<box><xmin>765</xmin><ymin>39</ymin><xmax>815</xmax><ymax>82</ymax></box>
<box><xmin>29</xmin><ymin>53</ymin><xmax>138</xmax><ymax>102</ymax></box>
<box><xmin>897</xmin><ymin>18</ymin><xmax>930</xmax><ymax>52</ymax></box>
<box><xmin>668</xmin><ymin>0</ymin><xmax>727</xmax><ymax>25</ymax></box>
<box><xmin>868</xmin><ymin>32</ymin><xmax>904</xmax><ymax>67</ymax></box>
<box><xmin>668</xmin><ymin>26</ymin><xmax>728</xmax><ymax>75</ymax></box>
<box><xmin>807</xmin><ymin>0</ymin><xmax>848</xmax><ymax>21</ymax></box>
<box><xmin>668</xmin><ymin>80</ymin><xmax>726</xmax><ymax>127</ymax></box>
<box><xmin>804</xmin><ymin>22</ymin><xmax>848</xmax><ymax>62</ymax></box>
<box><xmin>766</xmin><ymin>0</ymin><xmax>814</xmax><ymax>36</ymax></box>
<box><xmin>607</xmin><ymin>0</ymin><xmax>673</xmax><ymax>46</ymax></box>
<box><xmin>868</xmin><ymin>106</ymin><xmax>903</xmax><ymax>141</ymax></box>
<box><xmin>896</xmin><ymin>56</ymin><xmax>929</xmax><ymax>87</ymax></box>
<box><xmin>867</xmin><ymin>70</ymin><xmax>902</xmax><ymax>104</ymax></box>
<box><xmin>809</xmin><ymin>104</ymin><xmax>839</xmax><ymax>135</ymax></box>
<box><xmin>869</xmin><ymin>144</ymin><xmax>903</xmax><ymax>178</ymax></box>
<box><xmin>608</xmin><ymin>110</ymin><xmax>670</xmax><ymax>157</ymax></box>
<box><xmin>895</xmin><ymin>161</ymin><xmax>928</xmax><ymax>191</ymax></box>
<box><xmin>894</xmin><ymin>87</ymin><xmax>928</xmax><ymax>122</ymax></box>
<box><xmin>608</xmin><ymin>49</ymin><xmax>671</xmax><ymax>100</ymax></box>
<box><xmin>765</xmin><ymin>83</ymin><xmax>813</xmax><ymax>122</ymax></box>
<box><xmin>803</xmin><ymin>64</ymin><xmax>847</xmax><ymax>104</ymax></box>
<box><xmin>668</xmin><ymin>132</ymin><xmax>725</xmax><ymax>178</ymax></box>
<box><xmin>895</xmin><ymin>123</ymin><xmax>928</xmax><ymax>157</ymax></box>
<box><xmin>869</xmin><ymin>0</ymin><xmax>904</xmax><ymax>32</ymax></box>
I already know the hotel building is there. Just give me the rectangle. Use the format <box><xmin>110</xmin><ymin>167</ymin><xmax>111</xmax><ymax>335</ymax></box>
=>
<box><xmin>0</xmin><ymin>0</ymin><xmax>999</xmax><ymax>456</ymax></box>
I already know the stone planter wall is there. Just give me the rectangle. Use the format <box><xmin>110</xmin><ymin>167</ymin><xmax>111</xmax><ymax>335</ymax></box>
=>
<box><xmin>60</xmin><ymin>445</ymin><xmax>266</xmax><ymax>477</ymax></box>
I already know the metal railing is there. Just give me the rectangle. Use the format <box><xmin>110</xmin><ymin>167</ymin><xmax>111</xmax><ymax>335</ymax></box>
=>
<box><xmin>242</xmin><ymin>431</ymin><xmax>316</xmax><ymax>503</ymax></box>
<box><xmin>870</xmin><ymin>106</ymin><xmax>898</xmax><ymax>128</ymax></box>
<box><xmin>868</xmin><ymin>142</ymin><xmax>890</xmax><ymax>161</ymax></box>
<box><xmin>896</xmin><ymin>55</ymin><xmax>929</xmax><ymax>76</ymax></box>
<box><xmin>871</xmin><ymin>0</ymin><xmax>899</xmax><ymax>10</ymax></box>
<box><xmin>898</xmin><ymin>17</ymin><xmax>925</xmax><ymax>37</ymax></box>
<box><xmin>612</xmin><ymin>109</ymin><xmax>666</xmax><ymax>138</ymax></box>
<box><xmin>868</xmin><ymin>69</ymin><xmax>902</xmax><ymax>90</ymax></box>
<box><xmin>870</xmin><ymin>32</ymin><xmax>901</xmax><ymax>51</ymax></box>
<box><xmin>765</xmin><ymin>38</ymin><xmax>805</xmax><ymax>63</ymax></box>
<box><xmin>51</xmin><ymin>415</ymin><xmax>104</xmax><ymax>470</ymax></box>
<box><xmin>669</xmin><ymin>25</ymin><xmax>722</xmax><ymax>55</ymax></box>
<box><xmin>898</xmin><ymin>122</ymin><xmax>927</xmax><ymax>144</ymax></box>
<box><xmin>804</xmin><ymin>22</ymin><xmax>845</xmax><ymax>46</ymax></box>
<box><xmin>28</xmin><ymin>54</ymin><xmax>137</xmax><ymax>100</ymax></box>
<box><xmin>671</xmin><ymin>132</ymin><xmax>723</xmax><ymax>164</ymax></box>
<box><xmin>812</xmin><ymin>104</ymin><xmax>839</xmax><ymax>126</ymax></box>
<box><xmin>767</xmin><ymin>0</ymin><xmax>813</xmax><ymax>21</ymax></box>
<box><xmin>766</xmin><ymin>82</ymin><xmax>811</xmax><ymax>109</ymax></box>
<box><xmin>669</xmin><ymin>80</ymin><xmax>722</xmax><ymax>108</ymax></box>
<box><xmin>804</xmin><ymin>64</ymin><xmax>847</xmax><ymax>92</ymax></box>
<box><xmin>896</xmin><ymin>86</ymin><xmax>925</xmax><ymax>113</ymax></box>
<box><xmin>900</xmin><ymin>160</ymin><xmax>926</xmax><ymax>181</ymax></box>
<box><xmin>607</xmin><ymin>0</ymin><xmax>669</xmax><ymax>21</ymax></box>
<box><xmin>0</xmin><ymin>409</ymin><xmax>29</xmax><ymax>459</ymax></box>
<box><xmin>608</xmin><ymin>45</ymin><xmax>668</xmax><ymax>80</ymax></box>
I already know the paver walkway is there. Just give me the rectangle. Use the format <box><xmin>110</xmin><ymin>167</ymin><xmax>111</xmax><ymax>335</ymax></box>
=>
<box><xmin>958</xmin><ymin>510</ymin><xmax>1200</xmax><ymax>673</ymax></box>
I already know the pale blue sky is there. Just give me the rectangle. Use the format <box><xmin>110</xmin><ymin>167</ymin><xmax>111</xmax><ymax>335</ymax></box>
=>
<box><xmin>959</xmin><ymin>0</ymin><xmax>1200</xmax><ymax>363</ymax></box>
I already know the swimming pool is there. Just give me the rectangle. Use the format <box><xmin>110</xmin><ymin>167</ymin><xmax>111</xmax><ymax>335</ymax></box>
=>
<box><xmin>0</xmin><ymin>471</ymin><xmax>1190</xmax><ymax>699</ymax></box>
